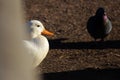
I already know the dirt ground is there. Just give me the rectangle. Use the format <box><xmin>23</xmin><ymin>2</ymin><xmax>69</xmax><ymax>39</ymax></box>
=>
<box><xmin>24</xmin><ymin>0</ymin><xmax>120</xmax><ymax>80</ymax></box>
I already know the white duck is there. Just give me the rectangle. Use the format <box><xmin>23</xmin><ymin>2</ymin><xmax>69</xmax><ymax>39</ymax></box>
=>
<box><xmin>24</xmin><ymin>20</ymin><xmax>54</xmax><ymax>68</ymax></box>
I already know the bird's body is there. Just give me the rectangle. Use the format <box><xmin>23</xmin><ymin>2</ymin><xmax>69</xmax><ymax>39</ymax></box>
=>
<box><xmin>87</xmin><ymin>7</ymin><xmax>112</xmax><ymax>41</ymax></box>
<box><xmin>24</xmin><ymin>20</ymin><xmax>53</xmax><ymax>68</ymax></box>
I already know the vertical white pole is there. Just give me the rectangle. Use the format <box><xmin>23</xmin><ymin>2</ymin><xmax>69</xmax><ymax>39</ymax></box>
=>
<box><xmin>0</xmin><ymin>0</ymin><xmax>38</xmax><ymax>80</ymax></box>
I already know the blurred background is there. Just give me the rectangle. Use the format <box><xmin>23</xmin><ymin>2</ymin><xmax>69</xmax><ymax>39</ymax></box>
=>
<box><xmin>0</xmin><ymin>0</ymin><xmax>36</xmax><ymax>80</ymax></box>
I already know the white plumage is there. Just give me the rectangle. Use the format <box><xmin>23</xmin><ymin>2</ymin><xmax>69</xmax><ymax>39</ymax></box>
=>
<box><xmin>24</xmin><ymin>20</ymin><xmax>54</xmax><ymax>68</ymax></box>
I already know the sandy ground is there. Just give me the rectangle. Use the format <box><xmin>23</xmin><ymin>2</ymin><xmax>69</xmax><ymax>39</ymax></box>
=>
<box><xmin>24</xmin><ymin>0</ymin><xmax>120</xmax><ymax>80</ymax></box>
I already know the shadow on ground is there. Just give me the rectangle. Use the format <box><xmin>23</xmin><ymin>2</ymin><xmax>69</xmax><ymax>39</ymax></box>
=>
<box><xmin>42</xmin><ymin>68</ymin><xmax>120</xmax><ymax>80</ymax></box>
<box><xmin>49</xmin><ymin>38</ymin><xmax>120</xmax><ymax>49</ymax></box>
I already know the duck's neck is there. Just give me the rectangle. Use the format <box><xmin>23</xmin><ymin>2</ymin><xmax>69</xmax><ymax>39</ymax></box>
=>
<box><xmin>32</xmin><ymin>35</ymin><xmax>49</xmax><ymax>54</ymax></box>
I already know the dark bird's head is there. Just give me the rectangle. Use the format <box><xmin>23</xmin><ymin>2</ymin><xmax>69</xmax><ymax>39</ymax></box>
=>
<box><xmin>95</xmin><ymin>7</ymin><xmax>108</xmax><ymax>22</ymax></box>
<box><xmin>96</xmin><ymin>7</ymin><xmax>105</xmax><ymax>16</ymax></box>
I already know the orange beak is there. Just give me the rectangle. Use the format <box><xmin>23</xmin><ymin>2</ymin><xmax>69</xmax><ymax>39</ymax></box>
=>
<box><xmin>41</xmin><ymin>29</ymin><xmax>54</xmax><ymax>36</ymax></box>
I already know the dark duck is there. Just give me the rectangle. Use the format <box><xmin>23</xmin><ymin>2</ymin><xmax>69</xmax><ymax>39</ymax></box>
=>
<box><xmin>87</xmin><ymin>7</ymin><xmax>112</xmax><ymax>41</ymax></box>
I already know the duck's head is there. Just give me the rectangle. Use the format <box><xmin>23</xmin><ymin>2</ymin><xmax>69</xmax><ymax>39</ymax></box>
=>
<box><xmin>27</xmin><ymin>20</ymin><xmax>54</xmax><ymax>38</ymax></box>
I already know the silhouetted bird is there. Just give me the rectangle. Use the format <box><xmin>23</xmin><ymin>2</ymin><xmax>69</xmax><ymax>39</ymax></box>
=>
<box><xmin>87</xmin><ymin>7</ymin><xmax>112</xmax><ymax>41</ymax></box>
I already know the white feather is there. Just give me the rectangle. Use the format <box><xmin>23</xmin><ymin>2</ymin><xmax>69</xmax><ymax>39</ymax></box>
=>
<box><xmin>24</xmin><ymin>20</ymin><xmax>50</xmax><ymax>68</ymax></box>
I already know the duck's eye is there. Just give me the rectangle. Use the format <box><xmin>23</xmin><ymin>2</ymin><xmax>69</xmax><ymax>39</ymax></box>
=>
<box><xmin>37</xmin><ymin>25</ymin><xmax>40</xmax><ymax>27</ymax></box>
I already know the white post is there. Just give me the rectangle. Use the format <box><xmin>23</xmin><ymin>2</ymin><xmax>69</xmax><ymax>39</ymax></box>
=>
<box><xmin>0</xmin><ymin>0</ymin><xmax>38</xmax><ymax>80</ymax></box>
